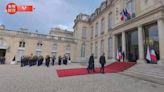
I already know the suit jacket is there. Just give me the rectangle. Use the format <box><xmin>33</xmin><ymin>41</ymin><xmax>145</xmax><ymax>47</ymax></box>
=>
<box><xmin>99</xmin><ymin>55</ymin><xmax>106</xmax><ymax>65</ymax></box>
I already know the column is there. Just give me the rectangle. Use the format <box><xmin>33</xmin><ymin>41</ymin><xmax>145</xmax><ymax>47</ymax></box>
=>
<box><xmin>158</xmin><ymin>18</ymin><xmax>164</xmax><ymax>65</ymax></box>
<box><xmin>112</xmin><ymin>35</ymin><xmax>116</xmax><ymax>62</ymax></box>
<box><xmin>122</xmin><ymin>32</ymin><xmax>126</xmax><ymax>54</ymax></box>
<box><xmin>137</xmin><ymin>25</ymin><xmax>145</xmax><ymax>63</ymax></box>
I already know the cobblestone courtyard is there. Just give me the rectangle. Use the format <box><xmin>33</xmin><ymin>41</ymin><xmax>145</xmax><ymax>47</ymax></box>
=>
<box><xmin>0</xmin><ymin>64</ymin><xmax>164</xmax><ymax>92</ymax></box>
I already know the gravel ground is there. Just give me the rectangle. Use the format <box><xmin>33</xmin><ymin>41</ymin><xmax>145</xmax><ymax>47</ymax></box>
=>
<box><xmin>0</xmin><ymin>64</ymin><xmax>164</xmax><ymax>92</ymax></box>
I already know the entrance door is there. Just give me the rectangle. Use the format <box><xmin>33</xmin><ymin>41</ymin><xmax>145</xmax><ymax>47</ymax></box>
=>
<box><xmin>0</xmin><ymin>49</ymin><xmax>6</xmax><ymax>57</ymax></box>
<box><xmin>143</xmin><ymin>23</ymin><xmax>159</xmax><ymax>63</ymax></box>
<box><xmin>126</xmin><ymin>30</ymin><xmax>139</xmax><ymax>62</ymax></box>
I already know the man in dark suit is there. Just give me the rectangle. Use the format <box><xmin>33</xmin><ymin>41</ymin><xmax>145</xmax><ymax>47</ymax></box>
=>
<box><xmin>99</xmin><ymin>53</ymin><xmax>106</xmax><ymax>74</ymax></box>
<box><xmin>45</xmin><ymin>55</ymin><xmax>50</xmax><ymax>67</ymax></box>
<box><xmin>58</xmin><ymin>56</ymin><xmax>62</xmax><ymax>65</ymax></box>
<box><xmin>52</xmin><ymin>56</ymin><xmax>56</xmax><ymax>66</ymax></box>
<box><xmin>87</xmin><ymin>54</ymin><xmax>95</xmax><ymax>73</ymax></box>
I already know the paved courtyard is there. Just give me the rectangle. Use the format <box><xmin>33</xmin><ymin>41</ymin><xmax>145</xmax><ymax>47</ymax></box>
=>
<box><xmin>0</xmin><ymin>64</ymin><xmax>164</xmax><ymax>92</ymax></box>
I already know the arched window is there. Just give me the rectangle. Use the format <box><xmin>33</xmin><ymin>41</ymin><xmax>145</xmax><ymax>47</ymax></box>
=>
<box><xmin>19</xmin><ymin>41</ymin><xmax>25</xmax><ymax>48</ymax></box>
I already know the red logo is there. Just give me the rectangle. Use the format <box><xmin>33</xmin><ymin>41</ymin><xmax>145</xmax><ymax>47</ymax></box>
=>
<box><xmin>6</xmin><ymin>3</ymin><xmax>34</xmax><ymax>14</ymax></box>
<box><xmin>6</xmin><ymin>3</ymin><xmax>17</xmax><ymax>14</ymax></box>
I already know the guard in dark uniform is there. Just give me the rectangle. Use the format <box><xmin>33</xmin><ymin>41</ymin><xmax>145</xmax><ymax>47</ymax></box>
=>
<box><xmin>52</xmin><ymin>56</ymin><xmax>56</xmax><ymax>66</ymax></box>
<box><xmin>99</xmin><ymin>53</ymin><xmax>106</xmax><ymax>74</ymax></box>
<box><xmin>29</xmin><ymin>54</ymin><xmax>33</xmax><ymax>67</ymax></box>
<box><xmin>58</xmin><ymin>56</ymin><xmax>62</xmax><ymax>65</ymax></box>
<box><xmin>63</xmin><ymin>55</ymin><xmax>68</xmax><ymax>65</ymax></box>
<box><xmin>45</xmin><ymin>55</ymin><xmax>50</xmax><ymax>67</ymax></box>
<box><xmin>87</xmin><ymin>54</ymin><xmax>95</xmax><ymax>73</ymax></box>
<box><xmin>38</xmin><ymin>55</ymin><xmax>44</xmax><ymax>66</ymax></box>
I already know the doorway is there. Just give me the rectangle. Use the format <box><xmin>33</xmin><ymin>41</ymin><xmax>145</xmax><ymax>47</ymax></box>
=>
<box><xmin>126</xmin><ymin>30</ymin><xmax>139</xmax><ymax>62</ymax></box>
<box><xmin>0</xmin><ymin>49</ymin><xmax>6</xmax><ymax>57</ymax></box>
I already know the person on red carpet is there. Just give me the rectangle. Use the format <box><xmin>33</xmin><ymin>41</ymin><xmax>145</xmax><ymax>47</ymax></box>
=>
<box><xmin>87</xmin><ymin>53</ymin><xmax>95</xmax><ymax>73</ymax></box>
<box><xmin>99</xmin><ymin>53</ymin><xmax>106</xmax><ymax>74</ymax></box>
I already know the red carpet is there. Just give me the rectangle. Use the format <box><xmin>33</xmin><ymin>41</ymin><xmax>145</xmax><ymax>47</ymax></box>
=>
<box><xmin>57</xmin><ymin>62</ymin><xmax>136</xmax><ymax>77</ymax></box>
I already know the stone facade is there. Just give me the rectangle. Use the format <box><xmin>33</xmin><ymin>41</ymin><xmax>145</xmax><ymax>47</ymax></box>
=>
<box><xmin>73</xmin><ymin>0</ymin><xmax>164</xmax><ymax>65</ymax></box>
<box><xmin>0</xmin><ymin>26</ymin><xmax>76</xmax><ymax>64</ymax></box>
<box><xmin>1</xmin><ymin>0</ymin><xmax>164</xmax><ymax>65</ymax></box>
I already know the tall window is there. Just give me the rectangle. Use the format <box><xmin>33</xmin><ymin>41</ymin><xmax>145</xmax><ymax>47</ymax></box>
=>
<box><xmin>101</xmin><ymin>40</ymin><xmax>104</xmax><ymax>54</ymax></box>
<box><xmin>95</xmin><ymin>22</ymin><xmax>99</xmax><ymax>37</ymax></box>
<box><xmin>19</xmin><ymin>41</ymin><xmax>25</xmax><ymax>48</ymax></box>
<box><xmin>17</xmin><ymin>40</ymin><xmax>25</xmax><ymax>61</ymax></box>
<box><xmin>101</xmin><ymin>18</ymin><xmax>105</xmax><ymax>34</ymax></box>
<box><xmin>108</xmin><ymin>37</ymin><xmax>113</xmax><ymax>59</ymax></box>
<box><xmin>81</xmin><ymin>43</ymin><xmax>85</xmax><ymax>57</ymax></box>
<box><xmin>126</xmin><ymin>0</ymin><xmax>135</xmax><ymax>17</ymax></box>
<box><xmin>35</xmin><ymin>42</ymin><xmax>43</xmax><ymax>56</ymax></box>
<box><xmin>82</xmin><ymin>27</ymin><xmax>87</xmax><ymax>39</ymax></box>
<box><xmin>95</xmin><ymin>42</ymin><xmax>98</xmax><ymax>58</ymax></box>
<box><xmin>115</xmin><ymin>8</ymin><xmax>119</xmax><ymax>24</ymax></box>
<box><xmin>108</xmin><ymin>13</ymin><xmax>112</xmax><ymax>30</ymax></box>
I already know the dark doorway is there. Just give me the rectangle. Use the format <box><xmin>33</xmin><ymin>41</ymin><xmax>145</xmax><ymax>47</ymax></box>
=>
<box><xmin>0</xmin><ymin>49</ymin><xmax>6</xmax><ymax>57</ymax></box>
<box><xmin>126</xmin><ymin>30</ymin><xmax>139</xmax><ymax>62</ymax></box>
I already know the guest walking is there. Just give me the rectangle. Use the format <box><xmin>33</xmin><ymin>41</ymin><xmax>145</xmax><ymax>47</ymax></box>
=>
<box><xmin>99</xmin><ymin>53</ymin><xmax>106</xmax><ymax>74</ymax></box>
<box><xmin>87</xmin><ymin>53</ymin><xmax>95</xmax><ymax>73</ymax></box>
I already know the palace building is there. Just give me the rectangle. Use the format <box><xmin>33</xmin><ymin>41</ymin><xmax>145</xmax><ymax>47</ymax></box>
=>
<box><xmin>73</xmin><ymin>0</ymin><xmax>164</xmax><ymax>65</ymax></box>
<box><xmin>0</xmin><ymin>26</ymin><xmax>76</xmax><ymax>64</ymax></box>
<box><xmin>1</xmin><ymin>0</ymin><xmax>164</xmax><ymax>65</ymax></box>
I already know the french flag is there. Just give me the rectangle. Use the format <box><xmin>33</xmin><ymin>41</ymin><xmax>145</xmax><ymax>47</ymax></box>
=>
<box><xmin>150</xmin><ymin>49</ymin><xmax>157</xmax><ymax>62</ymax></box>
<box><xmin>116</xmin><ymin>50</ymin><xmax>122</xmax><ymax>60</ymax></box>
<box><xmin>120</xmin><ymin>10</ymin><xmax>124</xmax><ymax>21</ymax></box>
<box><xmin>146</xmin><ymin>47</ymin><xmax>151</xmax><ymax>61</ymax></box>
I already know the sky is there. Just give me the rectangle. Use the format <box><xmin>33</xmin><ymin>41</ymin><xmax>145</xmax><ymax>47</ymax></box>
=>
<box><xmin>0</xmin><ymin>0</ymin><xmax>103</xmax><ymax>34</ymax></box>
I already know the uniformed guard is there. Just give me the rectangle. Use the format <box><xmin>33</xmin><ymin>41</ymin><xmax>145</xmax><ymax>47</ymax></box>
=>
<box><xmin>52</xmin><ymin>55</ymin><xmax>56</xmax><ymax>66</ymax></box>
<box><xmin>63</xmin><ymin>55</ymin><xmax>68</xmax><ymax>65</ymax></box>
<box><xmin>45</xmin><ymin>55</ymin><xmax>50</xmax><ymax>67</ymax></box>
<box><xmin>58</xmin><ymin>56</ymin><xmax>62</xmax><ymax>65</ymax></box>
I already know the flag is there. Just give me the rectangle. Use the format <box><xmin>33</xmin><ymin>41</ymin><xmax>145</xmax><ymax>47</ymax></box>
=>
<box><xmin>120</xmin><ymin>10</ymin><xmax>124</xmax><ymax>21</ymax></box>
<box><xmin>123</xmin><ymin>9</ymin><xmax>131</xmax><ymax>19</ymax></box>
<box><xmin>116</xmin><ymin>50</ymin><xmax>122</xmax><ymax>60</ymax></box>
<box><xmin>150</xmin><ymin>49</ymin><xmax>157</xmax><ymax>62</ymax></box>
<box><xmin>119</xmin><ymin>52</ymin><xmax>122</xmax><ymax>59</ymax></box>
<box><xmin>146</xmin><ymin>47</ymin><xmax>151</xmax><ymax>61</ymax></box>
<box><xmin>116</xmin><ymin>50</ymin><xmax>119</xmax><ymax>60</ymax></box>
